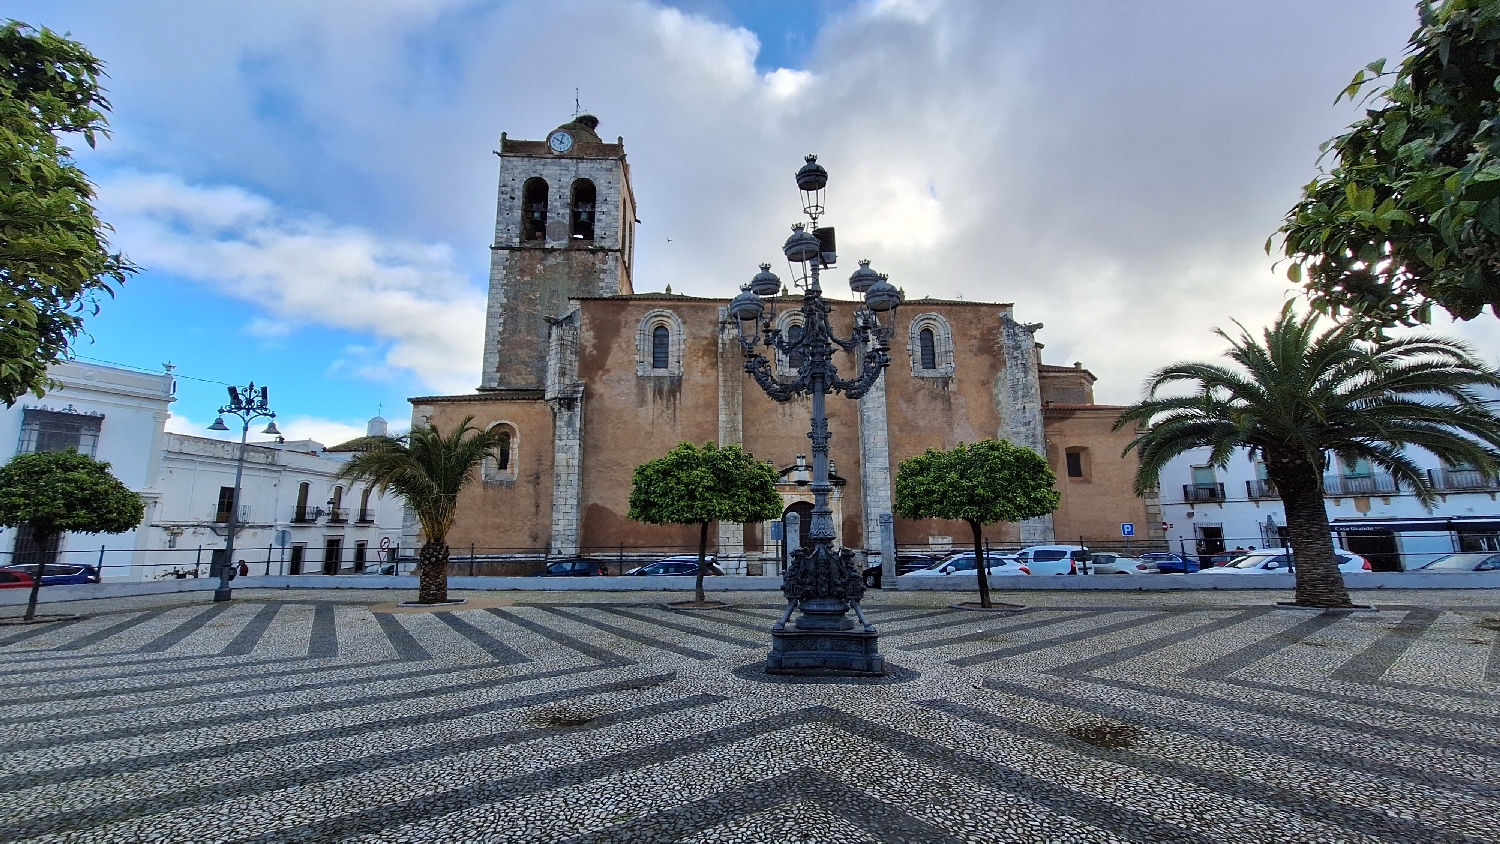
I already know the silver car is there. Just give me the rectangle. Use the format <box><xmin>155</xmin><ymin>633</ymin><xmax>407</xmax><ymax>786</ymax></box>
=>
<box><xmin>1088</xmin><ymin>553</ymin><xmax>1145</xmax><ymax>575</ymax></box>
<box><xmin>1417</xmin><ymin>552</ymin><xmax>1500</xmax><ymax>572</ymax></box>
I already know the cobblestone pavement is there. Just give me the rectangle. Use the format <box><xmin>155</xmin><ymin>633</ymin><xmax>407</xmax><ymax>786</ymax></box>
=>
<box><xmin>0</xmin><ymin>588</ymin><xmax>1497</xmax><ymax>843</ymax></box>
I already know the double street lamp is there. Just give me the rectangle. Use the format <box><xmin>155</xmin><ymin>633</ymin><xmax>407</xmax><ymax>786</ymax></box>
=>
<box><xmin>727</xmin><ymin>155</ymin><xmax>901</xmax><ymax>676</ymax></box>
<box><xmin>208</xmin><ymin>383</ymin><xmax>279</xmax><ymax>601</ymax></box>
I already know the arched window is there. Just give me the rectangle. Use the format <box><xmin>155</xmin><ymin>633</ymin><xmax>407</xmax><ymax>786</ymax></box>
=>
<box><xmin>636</xmin><ymin>309</ymin><xmax>685</xmax><ymax>376</ymax></box>
<box><xmin>483</xmin><ymin>423</ymin><xmax>518</xmax><ymax>483</ymax></box>
<box><xmin>330</xmin><ymin>486</ymin><xmax>345</xmax><ymax>522</ymax></box>
<box><xmin>358</xmin><ymin>487</ymin><xmax>373</xmax><ymax>522</ymax></box>
<box><xmin>772</xmin><ymin>311</ymin><xmax>806</xmax><ymax>377</ymax></box>
<box><xmin>787</xmin><ymin>324</ymin><xmax>806</xmax><ymax>370</ymax></box>
<box><xmin>570</xmin><ymin>179</ymin><xmax>596</xmax><ymax>241</ymax></box>
<box><xmin>522</xmin><ymin>177</ymin><xmax>548</xmax><ymax>241</ymax></box>
<box><xmin>652</xmin><ymin>325</ymin><xmax>670</xmax><ymax>369</ymax></box>
<box><xmin>908</xmin><ymin>313</ymin><xmax>956</xmax><ymax>377</ymax></box>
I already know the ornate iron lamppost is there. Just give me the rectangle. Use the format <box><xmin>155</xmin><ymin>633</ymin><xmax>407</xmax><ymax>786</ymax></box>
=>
<box><xmin>207</xmin><ymin>383</ymin><xmax>280</xmax><ymax>601</ymax></box>
<box><xmin>727</xmin><ymin>155</ymin><xmax>902</xmax><ymax>676</ymax></box>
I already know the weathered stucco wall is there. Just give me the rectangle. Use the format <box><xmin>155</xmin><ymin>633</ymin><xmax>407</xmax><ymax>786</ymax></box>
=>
<box><xmin>410</xmin><ymin>396</ymin><xmax>556</xmax><ymax>553</ymax></box>
<box><xmin>575</xmin><ymin>296</ymin><xmax>722</xmax><ymax>552</ymax></box>
<box><xmin>1044</xmin><ymin>405</ymin><xmax>1150</xmax><ymax>545</ymax></box>
<box><xmin>883</xmin><ymin>301</ymin><xmax>1020</xmax><ymax>549</ymax></box>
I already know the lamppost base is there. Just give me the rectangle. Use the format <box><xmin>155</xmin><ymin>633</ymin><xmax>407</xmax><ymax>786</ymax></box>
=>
<box><xmin>213</xmin><ymin>587</ymin><xmax>233</xmax><ymax>603</ymax></box>
<box><xmin>766</xmin><ymin>628</ymin><xmax>885</xmax><ymax>676</ymax></box>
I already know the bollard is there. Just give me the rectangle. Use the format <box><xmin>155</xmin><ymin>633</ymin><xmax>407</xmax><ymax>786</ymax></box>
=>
<box><xmin>213</xmin><ymin>561</ymin><xmax>237</xmax><ymax>602</ymax></box>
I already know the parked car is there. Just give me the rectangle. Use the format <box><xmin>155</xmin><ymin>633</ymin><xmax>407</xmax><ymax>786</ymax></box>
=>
<box><xmin>1199</xmin><ymin>552</ymin><xmax>1243</xmax><ymax>568</ymax></box>
<box><xmin>0</xmin><ymin>563</ymin><xmax>98</xmax><ymax>585</ymax></box>
<box><xmin>1201</xmin><ymin>549</ymin><xmax>1369</xmax><ymax>574</ymax></box>
<box><xmin>625</xmin><ymin>556</ymin><xmax>724</xmax><ymax>576</ymax></box>
<box><xmin>899</xmin><ymin>552</ymin><xmax>1029</xmax><ymax>578</ymax></box>
<box><xmin>539</xmin><ymin>560</ymin><xmax>608</xmax><ymax>577</ymax></box>
<box><xmin>1139</xmin><ymin>552</ymin><xmax>1199</xmax><ymax>574</ymax></box>
<box><xmin>1088</xmin><ymin>553</ymin><xmax>1144</xmax><ymax>575</ymax></box>
<box><xmin>1011</xmin><ymin>545</ymin><xmax>1089</xmax><ymax>575</ymax></box>
<box><xmin>1416</xmin><ymin>552</ymin><xmax>1500</xmax><ymax>572</ymax></box>
<box><xmin>0</xmin><ymin>569</ymin><xmax>36</xmax><ymax>589</ymax></box>
<box><xmin>863</xmin><ymin>553</ymin><xmax>945</xmax><ymax>588</ymax></box>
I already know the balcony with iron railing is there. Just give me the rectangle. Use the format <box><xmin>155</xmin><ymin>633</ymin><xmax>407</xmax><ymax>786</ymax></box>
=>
<box><xmin>1182</xmin><ymin>483</ymin><xmax>1226</xmax><ymax>502</ymax></box>
<box><xmin>1428</xmin><ymin>467</ymin><xmax>1500</xmax><ymax>492</ymax></box>
<box><xmin>1322</xmin><ymin>473</ymin><xmax>1398</xmax><ymax>497</ymax></box>
<box><xmin>291</xmin><ymin>507</ymin><xmax>318</xmax><ymax>524</ymax></box>
<box><xmin>327</xmin><ymin>508</ymin><xmax>349</xmax><ymax>524</ymax></box>
<box><xmin>356</xmin><ymin>509</ymin><xmax>375</xmax><ymax>524</ymax></box>
<box><xmin>1245</xmin><ymin>479</ymin><xmax>1278</xmax><ymax>500</ymax></box>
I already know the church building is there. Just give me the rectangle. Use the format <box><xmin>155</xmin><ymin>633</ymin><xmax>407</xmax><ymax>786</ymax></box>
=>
<box><xmin>410</xmin><ymin>115</ymin><xmax>1159</xmax><ymax>570</ymax></box>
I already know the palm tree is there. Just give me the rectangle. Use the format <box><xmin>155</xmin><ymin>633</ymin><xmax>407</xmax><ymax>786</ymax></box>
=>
<box><xmin>1116</xmin><ymin>303</ymin><xmax>1500</xmax><ymax>607</ymax></box>
<box><xmin>336</xmin><ymin>416</ymin><xmax>504</xmax><ymax>604</ymax></box>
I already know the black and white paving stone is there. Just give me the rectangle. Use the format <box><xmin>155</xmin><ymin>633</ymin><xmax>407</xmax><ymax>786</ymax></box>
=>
<box><xmin>0</xmin><ymin>588</ymin><xmax>1497</xmax><ymax>843</ymax></box>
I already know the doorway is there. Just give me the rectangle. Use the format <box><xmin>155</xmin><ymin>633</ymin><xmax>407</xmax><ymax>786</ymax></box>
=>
<box><xmin>288</xmin><ymin>544</ymin><xmax>305</xmax><ymax>575</ymax></box>
<box><xmin>783</xmin><ymin>502</ymin><xmax>813</xmax><ymax>547</ymax></box>
<box><xmin>1342</xmin><ymin>529</ymin><xmax>1401</xmax><ymax>571</ymax></box>
<box><xmin>323</xmin><ymin>537</ymin><xmax>343</xmax><ymax>575</ymax></box>
<box><xmin>1195</xmin><ymin>524</ymin><xmax>1225</xmax><ymax>556</ymax></box>
<box><xmin>353</xmin><ymin>541</ymin><xmax>368</xmax><ymax>573</ymax></box>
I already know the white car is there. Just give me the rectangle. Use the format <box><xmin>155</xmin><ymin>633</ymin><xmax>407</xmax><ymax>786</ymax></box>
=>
<box><xmin>899</xmin><ymin>552</ymin><xmax>1030</xmax><ymax>577</ymax></box>
<box><xmin>1011</xmin><ymin>545</ymin><xmax>1089</xmax><ymax>576</ymax></box>
<box><xmin>1417</xmin><ymin>552</ymin><xmax>1500</xmax><ymax>572</ymax></box>
<box><xmin>1201</xmin><ymin>549</ymin><xmax>1369</xmax><ymax>574</ymax></box>
<box><xmin>1087</xmin><ymin>553</ymin><xmax>1144</xmax><ymax>575</ymax></box>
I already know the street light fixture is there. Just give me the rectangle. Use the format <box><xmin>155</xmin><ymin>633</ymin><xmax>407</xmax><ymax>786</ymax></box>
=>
<box><xmin>728</xmin><ymin>154</ymin><xmax>901</xmax><ymax>676</ymax></box>
<box><xmin>208</xmin><ymin>382</ymin><xmax>277</xmax><ymax>602</ymax></box>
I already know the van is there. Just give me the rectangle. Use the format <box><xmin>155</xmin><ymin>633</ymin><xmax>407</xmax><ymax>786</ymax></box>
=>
<box><xmin>1012</xmin><ymin>545</ymin><xmax>1089</xmax><ymax>576</ymax></box>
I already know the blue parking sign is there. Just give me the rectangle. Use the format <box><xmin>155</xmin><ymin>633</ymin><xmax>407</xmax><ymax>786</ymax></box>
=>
<box><xmin>1120</xmin><ymin>523</ymin><xmax>1135</xmax><ymax>537</ymax></box>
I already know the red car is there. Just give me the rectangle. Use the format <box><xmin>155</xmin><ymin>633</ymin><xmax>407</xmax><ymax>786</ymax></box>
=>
<box><xmin>0</xmin><ymin>569</ymin><xmax>36</xmax><ymax>589</ymax></box>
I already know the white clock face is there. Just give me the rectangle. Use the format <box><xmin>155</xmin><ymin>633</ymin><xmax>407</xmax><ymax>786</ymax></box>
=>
<box><xmin>548</xmin><ymin>130</ymin><xmax>574</xmax><ymax>153</ymax></box>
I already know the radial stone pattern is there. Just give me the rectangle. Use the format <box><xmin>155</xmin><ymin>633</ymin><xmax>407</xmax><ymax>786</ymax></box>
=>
<box><xmin>0</xmin><ymin>589</ymin><xmax>1497</xmax><ymax>843</ymax></box>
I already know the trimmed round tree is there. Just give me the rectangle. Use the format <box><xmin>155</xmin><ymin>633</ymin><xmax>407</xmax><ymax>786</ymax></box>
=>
<box><xmin>894</xmin><ymin>439</ymin><xmax>1060</xmax><ymax>608</ymax></box>
<box><xmin>629</xmin><ymin>442</ymin><xmax>783</xmax><ymax>604</ymax></box>
<box><xmin>0</xmin><ymin>450</ymin><xmax>144</xmax><ymax>620</ymax></box>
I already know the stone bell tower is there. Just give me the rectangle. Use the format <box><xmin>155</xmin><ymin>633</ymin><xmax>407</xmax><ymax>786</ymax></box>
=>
<box><xmin>480</xmin><ymin>115</ymin><xmax>636</xmax><ymax>391</ymax></box>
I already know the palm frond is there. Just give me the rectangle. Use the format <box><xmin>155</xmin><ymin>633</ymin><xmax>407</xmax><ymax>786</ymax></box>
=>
<box><xmin>335</xmin><ymin>416</ymin><xmax>503</xmax><ymax>543</ymax></box>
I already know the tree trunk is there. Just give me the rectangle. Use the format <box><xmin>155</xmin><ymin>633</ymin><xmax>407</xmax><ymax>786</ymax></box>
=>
<box><xmin>695</xmin><ymin>521</ymin><xmax>709</xmax><ymax>604</ymax></box>
<box><xmin>22</xmin><ymin>529</ymin><xmax>52</xmax><ymax>621</ymax></box>
<box><xmin>1265</xmin><ymin>447</ymin><xmax>1352</xmax><ymax>608</ymax></box>
<box><xmin>969</xmin><ymin>519</ymin><xmax>991</xmax><ymax>609</ymax></box>
<box><xmin>417</xmin><ymin>540</ymin><xmax>450</xmax><ymax>603</ymax></box>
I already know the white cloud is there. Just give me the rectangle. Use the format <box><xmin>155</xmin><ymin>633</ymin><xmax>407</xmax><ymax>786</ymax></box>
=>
<box><xmin>165</xmin><ymin>409</ymin><xmax>401</xmax><ymax>449</ymax></box>
<box><xmin>244</xmin><ymin>317</ymin><xmax>294</xmax><ymax>339</ymax></box>
<box><xmin>273</xmin><ymin>415</ymin><xmax>374</xmax><ymax>448</ymax></box>
<box><xmin>28</xmin><ymin>0</ymin><xmax>1437</xmax><ymax>408</ymax></box>
<box><xmin>98</xmin><ymin>173</ymin><xmax>484</xmax><ymax>394</ymax></box>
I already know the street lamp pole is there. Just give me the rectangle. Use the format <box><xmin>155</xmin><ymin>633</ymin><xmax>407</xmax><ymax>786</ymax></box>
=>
<box><xmin>727</xmin><ymin>155</ymin><xmax>902</xmax><ymax>676</ymax></box>
<box><xmin>207</xmin><ymin>383</ymin><xmax>280</xmax><ymax>601</ymax></box>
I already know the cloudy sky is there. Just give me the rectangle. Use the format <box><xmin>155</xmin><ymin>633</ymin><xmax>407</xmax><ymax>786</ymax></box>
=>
<box><xmin>11</xmin><ymin>0</ymin><xmax>1457</xmax><ymax>443</ymax></box>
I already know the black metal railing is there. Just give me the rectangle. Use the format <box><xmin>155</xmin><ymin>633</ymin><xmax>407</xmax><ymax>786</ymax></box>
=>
<box><xmin>1322</xmin><ymin>473</ymin><xmax>1398</xmax><ymax>496</ymax></box>
<box><xmin>356</xmin><ymin>509</ymin><xmax>375</xmax><ymax>524</ymax></box>
<box><xmin>291</xmin><ymin>508</ymin><xmax>317</xmax><ymax>524</ymax></box>
<box><xmin>1245</xmin><ymin>479</ymin><xmax>1278</xmax><ymax>500</ymax></box>
<box><xmin>1182</xmin><ymin>483</ymin><xmax>1226</xmax><ymax>502</ymax></box>
<box><xmin>1428</xmin><ymin>468</ymin><xmax>1499</xmax><ymax>492</ymax></box>
<box><xmin>327</xmin><ymin>508</ymin><xmax>348</xmax><ymax>524</ymax></box>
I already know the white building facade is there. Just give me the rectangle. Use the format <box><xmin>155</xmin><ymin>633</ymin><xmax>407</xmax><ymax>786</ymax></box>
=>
<box><xmin>1</xmin><ymin>361</ymin><xmax>405</xmax><ymax>580</ymax></box>
<box><xmin>1159</xmin><ymin>447</ymin><xmax>1500</xmax><ymax>571</ymax></box>
<box><xmin>0</xmin><ymin>362</ymin><xmax>174</xmax><ymax>576</ymax></box>
<box><xmin>150</xmin><ymin>429</ymin><xmax>406</xmax><ymax>578</ymax></box>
